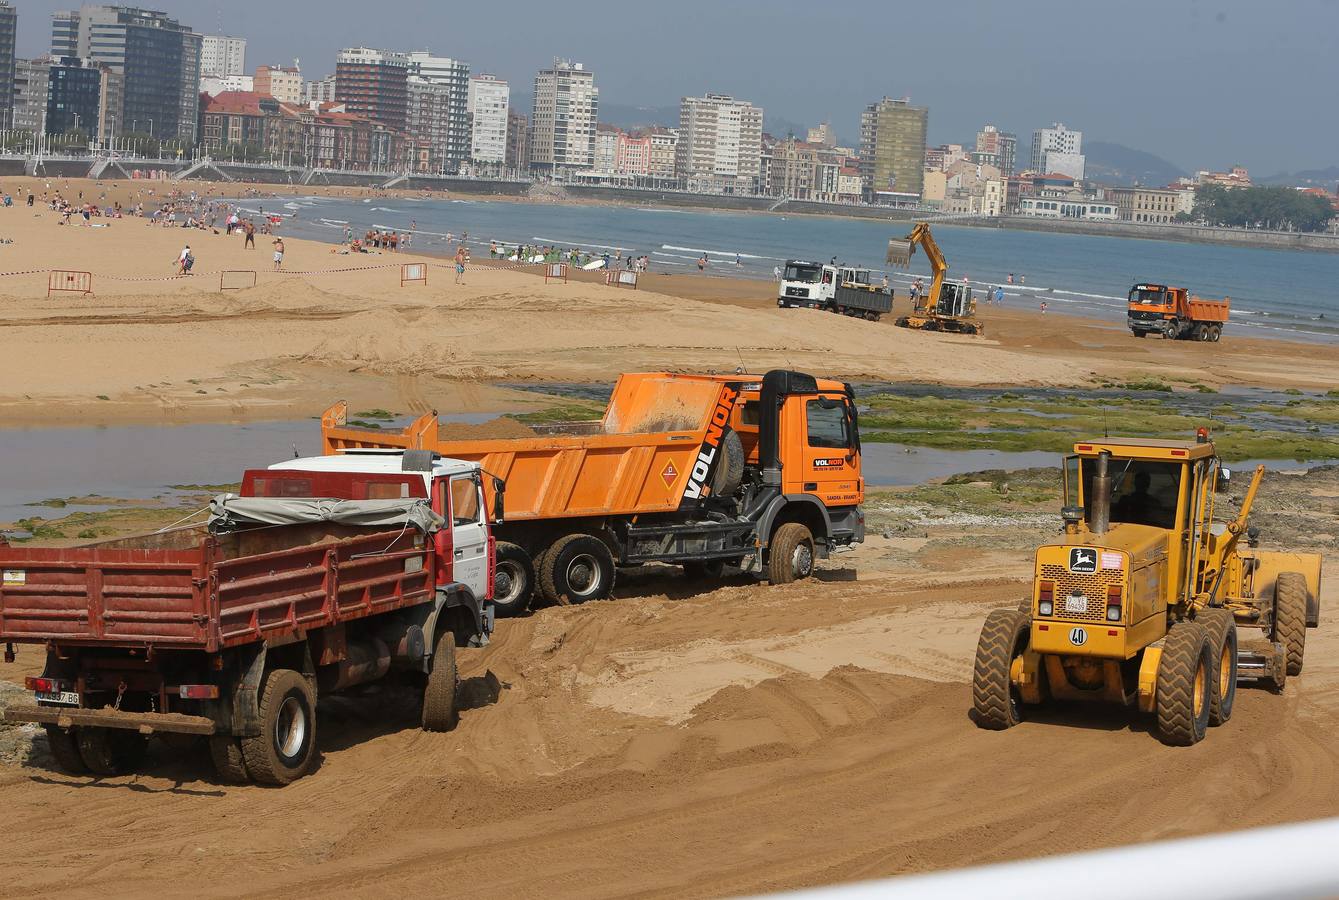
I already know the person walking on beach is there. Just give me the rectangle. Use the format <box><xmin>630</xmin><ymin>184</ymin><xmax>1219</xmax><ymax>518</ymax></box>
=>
<box><xmin>774</xmin><ymin>265</ymin><xmax>782</xmax><ymax>280</ymax></box>
<box><xmin>698</xmin><ymin>253</ymin><xmax>708</xmax><ymax>271</ymax></box>
<box><xmin>272</xmin><ymin>238</ymin><xmax>285</xmax><ymax>271</ymax></box>
<box><xmin>994</xmin><ymin>285</ymin><xmax>1005</xmax><ymax>305</ymax></box>
<box><xmin>1040</xmin><ymin>300</ymin><xmax>1048</xmax><ymax>314</ymax></box>
<box><xmin>454</xmin><ymin>246</ymin><xmax>467</xmax><ymax>284</ymax></box>
<box><xmin>176</xmin><ymin>244</ymin><xmax>192</xmax><ymax>275</ymax></box>
<box><xmin>243</xmin><ymin>220</ymin><xmax>255</xmax><ymax>249</ymax></box>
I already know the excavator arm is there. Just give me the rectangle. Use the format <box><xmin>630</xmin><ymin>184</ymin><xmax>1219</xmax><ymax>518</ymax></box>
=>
<box><xmin>887</xmin><ymin>222</ymin><xmax>947</xmax><ymax>315</ymax></box>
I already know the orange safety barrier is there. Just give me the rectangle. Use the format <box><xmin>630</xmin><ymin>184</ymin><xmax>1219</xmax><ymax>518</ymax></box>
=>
<box><xmin>47</xmin><ymin>270</ymin><xmax>94</xmax><ymax>298</ymax></box>
<box><xmin>219</xmin><ymin>270</ymin><xmax>258</xmax><ymax>291</ymax></box>
<box><xmin>401</xmin><ymin>263</ymin><xmax>428</xmax><ymax>287</ymax></box>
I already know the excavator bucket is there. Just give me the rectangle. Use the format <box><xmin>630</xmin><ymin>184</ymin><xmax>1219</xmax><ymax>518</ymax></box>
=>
<box><xmin>886</xmin><ymin>239</ymin><xmax>913</xmax><ymax>268</ymax></box>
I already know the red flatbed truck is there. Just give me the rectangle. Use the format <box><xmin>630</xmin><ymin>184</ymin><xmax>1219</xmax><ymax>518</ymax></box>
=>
<box><xmin>0</xmin><ymin>451</ymin><xmax>499</xmax><ymax>785</ymax></box>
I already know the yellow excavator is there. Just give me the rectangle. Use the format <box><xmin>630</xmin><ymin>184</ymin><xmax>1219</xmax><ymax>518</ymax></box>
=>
<box><xmin>886</xmin><ymin>221</ymin><xmax>984</xmax><ymax>336</ymax></box>
<box><xmin>972</xmin><ymin>431</ymin><xmax>1322</xmax><ymax>745</ymax></box>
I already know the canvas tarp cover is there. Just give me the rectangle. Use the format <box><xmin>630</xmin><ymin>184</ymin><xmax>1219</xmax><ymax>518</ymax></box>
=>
<box><xmin>208</xmin><ymin>495</ymin><xmax>444</xmax><ymax>534</ymax></box>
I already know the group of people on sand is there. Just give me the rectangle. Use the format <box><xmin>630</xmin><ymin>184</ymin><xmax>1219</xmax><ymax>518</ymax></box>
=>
<box><xmin>363</xmin><ymin>229</ymin><xmax>410</xmax><ymax>251</ymax></box>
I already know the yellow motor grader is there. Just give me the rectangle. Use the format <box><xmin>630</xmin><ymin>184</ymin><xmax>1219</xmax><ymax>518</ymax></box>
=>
<box><xmin>972</xmin><ymin>431</ymin><xmax>1322</xmax><ymax>745</ymax></box>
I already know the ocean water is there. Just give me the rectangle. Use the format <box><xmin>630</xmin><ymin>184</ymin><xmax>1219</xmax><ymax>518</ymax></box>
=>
<box><xmin>242</xmin><ymin>194</ymin><xmax>1339</xmax><ymax>342</ymax></box>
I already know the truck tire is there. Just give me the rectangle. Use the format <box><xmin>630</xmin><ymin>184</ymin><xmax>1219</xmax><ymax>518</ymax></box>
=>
<box><xmin>540</xmin><ymin>534</ymin><xmax>616</xmax><ymax>604</ymax></box>
<box><xmin>1197</xmin><ymin>607</ymin><xmax>1237</xmax><ymax>726</ymax></box>
<box><xmin>1197</xmin><ymin>324</ymin><xmax>1211</xmax><ymax>342</ymax></box>
<box><xmin>1273</xmin><ymin>572</ymin><xmax>1309</xmax><ymax>676</ymax></box>
<box><xmin>77</xmin><ymin>727</ymin><xmax>148</xmax><ymax>776</ymax></box>
<box><xmin>1156</xmin><ymin>622</ymin><xmax>1213</xmax><ymax>746</ymax></box>
<box><xmin>209</xmin><ymin>736</ymin><xmax>251</xmax><ymax>784</ymax></box>
<box><xmin>421</xmin><ymin>629</ymin><xmax>458</xmax><ymax>732</ymax></box>
<box><xmin>766</xmin><ymin>522</ymin><xmax>815</xmax><ymax>585</ymax></box>
<box><xmin>242</xmin><ymin>669</ymin><xmax>317</xmax><ymax>785</ymax></box>
<box><xmin>493</xmin><ymin>542</ymin><xmax>535</xmax><ymax>617</ymax></box>
<box><xmin>710</xmin><ymin>429</ymin><xmax>745</xmax><ymax>498</ymax></box>
<box><xmin>43</xmin><ymin>725</ymin><xmax>88</xmax><ymax>774</ymax></box>
<box><xmin>1163</xmin><ymin>319</ymin><xmax>1179</xmax><ymax>339</ymax></box>
<box><xmin>1210</xmin><ymin>324</ymin><xmax>1222</xmax><ymax>342</ymax></box>
<box><xmin>972</xmin><ymin>608</ymin><xmax>1030</xmax><ymax>730</ymax></box>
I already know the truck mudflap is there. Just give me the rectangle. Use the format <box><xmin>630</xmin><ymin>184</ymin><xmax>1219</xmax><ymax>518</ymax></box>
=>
<box><xmin>4</xmin><ymin>704</ymin><xmax>216</xmax><ymax>735</ymax></box>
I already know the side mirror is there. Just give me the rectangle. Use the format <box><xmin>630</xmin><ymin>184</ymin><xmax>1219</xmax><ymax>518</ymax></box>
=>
<box><xmin>491</xmin><ymin>477</ymin><xmax>505</xmax><ymax>523</ymax></box>
<box><xmin>1216</xmin><ymin>467</ymin><xmax>1232</xmax><ymax>492</ymax></box>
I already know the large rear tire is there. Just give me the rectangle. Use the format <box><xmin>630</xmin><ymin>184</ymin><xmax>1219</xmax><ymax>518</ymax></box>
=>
<box><xmin>1210</xmin><ymin>324</ymin><xmax>1222</xmax><ymax>342</ymax></box>
<box><xmin>972</xmin><ymin>608</ymin><xmax>1030</xmax><ymax>730</ymax></box>
<box><xmin>421</xmin><ymin>630</ymin><xmax>458</xmax><ymax>733</ymax></box>
<box><xmin>209</xmin><ymin>736</ymin><xmax>250</xmax><ymax>784</ymax></box>
<box><xmin>766</xmin><ymin>523</ymin><xmax>815</xmax><ymax>585</ymax></box>
<box><xmin>241</xmin><ymin>669</ymin><xmax>317</xmax><ymax>785</ymax></box>
<box><xmin>1197</xmin><ymin>607</ymin><xmax>1237</xmax><ymax>726</ymax></box>
<box><xmin>43</xmin><ymin>725</ymin><xmax>88</xmax><ymax>774</ymax></box>
<box><xmin>1156</xmin><ymin>622</ymin><xmax>1213</xmax><ymax>746</ymax></box>
<box><xmin>539</xmin><ymin>533</ymin><xmax>617</xmax><ymax>604</ymax></box>
<box><xmin>77</xmin><ymin>727</ymin><xmax>148</xmax><ymax>776</ymax></box>
<box><xmin>1274</xmin><ymin>572</ymin><xmax>1309</xmax><ymax>676</ymax></box>
<box><xmin>492</xmin><ymin>542</ymin><xmax>535</xmax><ymax>617</ymax></box>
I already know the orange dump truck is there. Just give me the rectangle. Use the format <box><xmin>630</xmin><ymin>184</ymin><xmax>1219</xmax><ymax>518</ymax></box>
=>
<box><xmin>322</xmin><ymin>370</ymin><xmax>866</xmax><ymax>615</ymax></box>
<box><xmin>1127</xmin><ymin>283</ymin><xmax>1230</xmax><ymax>341</ymax></box>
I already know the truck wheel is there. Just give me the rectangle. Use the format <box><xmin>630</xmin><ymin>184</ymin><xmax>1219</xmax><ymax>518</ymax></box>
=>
<box><xmin>710</xmin><ymin>429</ymin><xmax>745</xmax><ymax>498</ymax></box>
<box><xmin>421</xmin><ymin>629</ymin><xmax>458</xmax><ymax>732</ymax></box>
<box><xmin>1163</xmin><ymin>319</ymin><xmax>1179</xmax><ymax>339</ymax></box>
<box><xmin>209</xmin><ymin>736</ymin><xmax>251</xmax><ymax>784</ymax></box>
<box><xmin>766</xmin><ymin>523</ymin><xmax>815</xmax><ymax>585</ymax></box>
<box><xmin>540</xmin><ymin>534</ymin><xmax>616</xmax><ymax>604</ymax></box>
<box><xmin>972</xmin><ymin>608</ymin><xmax>1030</xmax><ymax>730</ymax></box>
<box><xmin>1210</xmin><ymin>325</ymin><xmax>1222</xmax><ymax>342</ymax></box>
<box><xmin>242</xmin><ymin>669</ymin><xmax>317</xmax><ymax>785</ymax></box>
<box><xmin>1197</xmin><ymin>608</ymin><xmax>1237</xmax><ymax>726</ymax></box>
<box><xmin>1197</xmin><ymin>324</ymin><xmax>1211</xmax><ymax>342</ymax></box>
<box><xmin>493</xmin><ymin>542</ymin><xmax>535</xmax><ymax>617</ymax></box>
<box><xmin>1273</xmin><ymin>572</ymin><xmax>1309</xmax><ymax>676</ymax></box>
<box><xmin>1156</xmin><ymin>622</ymin><xmax>1213</xmax><ymax>746</ymax></box>
<box><xmin>77</xmin><ymin>727</ymin><xmax>148</xmax><ymax>776</ymax></box>
<box><xmin>43</xmin><ymin>725</ymin><xmax>88</xmax><ymax>774</ymax></box>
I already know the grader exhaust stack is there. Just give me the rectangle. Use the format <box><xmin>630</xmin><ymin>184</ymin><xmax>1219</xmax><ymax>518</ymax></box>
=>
<box><xmin>1090</xmin><ymin>450</ymin><xmax>1112</xmax><ymax>535</ymax></box>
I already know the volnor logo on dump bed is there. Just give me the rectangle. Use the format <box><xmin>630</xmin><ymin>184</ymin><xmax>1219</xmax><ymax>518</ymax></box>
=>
<box><xmin>682</xmin><ymin>385</ymin><xmax>740</xmax><ymax>503</ymax></box>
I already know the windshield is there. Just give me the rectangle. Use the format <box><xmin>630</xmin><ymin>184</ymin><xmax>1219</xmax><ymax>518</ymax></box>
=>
<box><xmin>1130</xmin><ymin>287</ymin><xmax>1166</xmax><ymax>305</ymax></box>
<box><xmin>784</xmin><ymin>263</ymin><xmax>821</xmax><ymax>283</ymax></box>
<box><xmin>1080</xmin><ymin>458</ymin><xmax>1182</xmax><ymax>529</ymax></box>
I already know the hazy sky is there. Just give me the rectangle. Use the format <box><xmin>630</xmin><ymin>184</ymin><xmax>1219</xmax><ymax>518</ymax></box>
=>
<box><xmin>14</xmin><ymin>0</ymin><xmax>1338</xmax><ymax>174</ymax></box>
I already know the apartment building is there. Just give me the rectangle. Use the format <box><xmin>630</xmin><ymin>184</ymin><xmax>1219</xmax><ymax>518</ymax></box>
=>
<box><xmin>466</xmin><ymin>73</ymin><xmax>509</xmax><ymax>166</ymax></box>
<box><xmin>859</xmin><ymin>96</ymin><xmax>928</xmax><ymax>201</ymax></box>
<box><xmin>676</xmin><ymin>93</ymin><xmax>764</xmax><ymax>194</ymax></box>
<box><xmin>529</xmin><ymin>58</ymin><xmax>598</xmax><ymax>174</ymax></box>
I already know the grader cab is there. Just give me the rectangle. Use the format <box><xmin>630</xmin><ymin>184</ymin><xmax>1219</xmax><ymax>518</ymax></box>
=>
<box><xmin>972</xmin><ymin>433</ymin><xmax>1322</xmax><ymax>745</ymax></box>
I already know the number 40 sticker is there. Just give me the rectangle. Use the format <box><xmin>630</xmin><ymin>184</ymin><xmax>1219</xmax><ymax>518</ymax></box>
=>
<box><xmin>1068</xmin><ymin>627</ymin><xmax>1087</xmax><ymax>647</ymax></box>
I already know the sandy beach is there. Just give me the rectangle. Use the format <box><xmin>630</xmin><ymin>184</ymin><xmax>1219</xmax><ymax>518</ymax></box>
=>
<box><xmin>1</xmin><ymin>177</ymin><xmax>1336</xmax><ymax>429</ymax></box>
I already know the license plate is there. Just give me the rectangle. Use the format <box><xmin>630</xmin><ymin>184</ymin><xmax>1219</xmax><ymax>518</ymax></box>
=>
<box><xmin>35</xmin><ymin>691</ymin><xmax>80</xmax><ymax>706</ymax></box>
<box><xmin>1065</xmin><ymin>594</ymin><xmax>1089</xmax><ymax>614</ymax></box>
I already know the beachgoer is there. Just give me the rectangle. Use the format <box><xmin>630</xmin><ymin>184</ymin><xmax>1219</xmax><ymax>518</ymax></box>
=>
<box><xmin>734</xmin><ymin>252</ymin><xmax>741</xmax><ymax>266</ymax></box>
<box><xmin>177</xmin><ymin>244</ymin><xmax>192</xmax><ymax>275</ymax></box>
<box><xmin>272</xmin><ymin>238</ymin><xmax>285</xmax><ymax>270</ymax></box>
<box><xmin>1007</xmin><ymin>273</ymin><xmax>1013</xmax><ymax>284</ymax></box>
<box><xmin>773</xmin><ymin>265</ymin><xmax>782</xmax><ymax>280</ymax></box>
<box><xmin>881</xmin><ymin>275</ymin><xmax>890</xmax><ymax>291</ymax></box>
<box><xmin>994</xmin><ymin>285</ymin><xmax>1005</xmax><ymax>305</ymax></box>
<box><xmin>454</xmin><ymin>247</ymin><xmax>466</xmax><ymax>284</ymax></box>
<box><xmin>1020</xmin><ymin>274</ymin><xmax>1026</xmax><ymax>285</ymax></box>
<box><xmin>244</xmin><ymin>221</ymin><xmax>255</xmax><ymax>248</ymax></box>
<box><xmin>698</xmin><ymin>253</ymin><xmax>708</xmax><ymax>271</ymax></box>
<box><xmin>1040</xmin><ymin>300</ymin><xmax>1048</xmax><ymax>314</ymax></box>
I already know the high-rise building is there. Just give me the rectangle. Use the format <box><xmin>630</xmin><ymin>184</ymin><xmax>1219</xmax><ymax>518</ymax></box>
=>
<box><xmin>303</xmin><ymin>74</ymin><xmax>337</xmax><ymax>106</ymax></box>
<box><xmin>505</xmin><ymin>110</ymin><xmax>529</xmax><ymax>172</ymax></box>
<box><xmin>48</xmin><ymin>6</ymin><xmax>202</xmax><ymax>142</ymax></box>
<box><xmin>529</xmin><ymin>58</ymin><xmax>598</xmax><ymax>174</ymax></box>
<box><xmin>1030</xmin><ymin>122</ymin><xmax>1084</xmax><ymax>180</ymax></box>
<box><xmin>47</xmin><ymin>57</ymin><xmax>103</xmax><ymax>135</ymax></box>
<box><xmin>675</xmin><ymin>93</ymin><xmax>764</xmax><ymax>194</ymax></box>
<box><xmin>975</xmin><ymin>124</ymin><xmax>1017</xmax><ymax>178</ymax></box>
<box><xmin>407</xmin><ymin>76</ymin><xmax>453</xmax><ymax>172</ymax></box>
<box><xmin>14</xmin><ymin>57</ymin><xmax>50</xmax><ymax>134</ymax></box>
<box><xmin>255</xmin><ymin>64</ymin><xmax>302</xmax><ymax>103</ymax></box>
<box><xmin>0</xmin><ymin>3</ymin><xmax>16</xmax><ymax>130</ymax></box>
<box><xmin>335</xmin><ymin>47</ymin><xmax>409</xmax><ymax>131</ymax></box>
<box><xmin>859</xmin><ymin>96</ymin><xmax>928</xmax><ymax>200</ymax></box>
<box><xmin>200</xmin><ymin>34</ymin><xmax>246</xmax><ymax>78</ymax></box>
<box><xmin>466</xmin><ymin>74</ymin><xmax>509</xmax><ymax>166</ymax></box>
<box><xmin>807</xmin><ymin>122</ymin><xmax>837</xmax><ymax>148</ymax></box>
<box><xmin>404</xmin><ymin>51</ymin><xmax>470</xmax><ymax>173</ymax></box>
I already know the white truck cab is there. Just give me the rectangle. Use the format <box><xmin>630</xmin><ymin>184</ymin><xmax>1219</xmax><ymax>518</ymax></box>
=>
<box><xmin>778</xmin><ymin>260</ymin><xmax>880</xmax><ymax>309</ymax></box>
<box><xmin>252</xmin><ymin>451</ymin><xmax>496</xmax><ymax>611</ymax></box>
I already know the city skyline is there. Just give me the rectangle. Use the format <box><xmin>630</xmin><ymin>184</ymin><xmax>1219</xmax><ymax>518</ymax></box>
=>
<box><xmin>8</xmin><ymin>0</ymin><xmax>1338</xmax><ymax>175</ymax></box>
